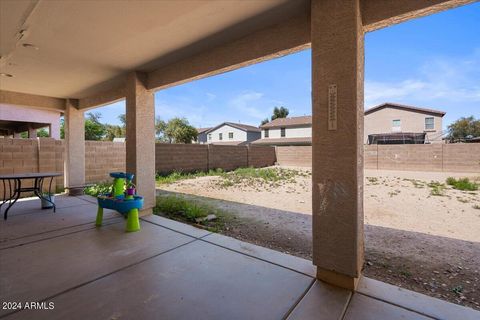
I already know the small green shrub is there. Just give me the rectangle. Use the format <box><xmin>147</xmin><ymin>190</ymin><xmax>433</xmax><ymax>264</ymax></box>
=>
<box><xmin>155</xmin><ymin>168</ymin><xmax>225</xmax><ymax>185</ymax></box>
<box><xmin>84</xmin><ymin>183</ymin><xmax>112</xmax><ymax>197</ymax></box>
<box><xmin>154</xmin><ymin>196</ymin><xmax>210</xmax><ymax>222</ymax></box>
<box><xmin>366</xmin><ymin>177</ymin><xmax>378</xmax><ymax>184</ymax></box>
<box><xmin>428</xmin><ymin>181</ymin><xmax>446</xmax><ymax>196</ymax></box>
<box><xmin>446</xmin><ymin>177</ymin><xmax>479</xmax><ymax>191</ymax></box>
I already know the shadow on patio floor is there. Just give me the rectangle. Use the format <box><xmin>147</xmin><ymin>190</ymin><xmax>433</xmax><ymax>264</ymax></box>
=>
<box><xmin>156</xmin><ymin>190</ymin><xmax>480</xmax><ymax>310</ymax></box>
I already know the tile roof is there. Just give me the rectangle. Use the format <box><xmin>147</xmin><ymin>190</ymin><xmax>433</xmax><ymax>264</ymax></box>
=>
<box><xmin>364</xmin><ymin>102</ymin><xmax>446</xmax><ymax>116</ymax></box>
<box><xmin>260</xmin><ymin>116</ymin><xmax>312</xmax><ymax>129</ymax></box>
<box><xmin>205</xmin><ymin>122</ymin><xmax>260</xmax><ymax>133</ymax></box>
<box><xmin>196</xmin><ymin>127</ymin><xmax>212</xmax><ymax>134</ymax></box>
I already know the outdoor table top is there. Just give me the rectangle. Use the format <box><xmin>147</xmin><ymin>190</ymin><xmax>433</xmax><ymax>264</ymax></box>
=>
<box><xmin>0</xmin><ymin>172</ymin><xmax>63</xmax><ymax>179</ymax></box>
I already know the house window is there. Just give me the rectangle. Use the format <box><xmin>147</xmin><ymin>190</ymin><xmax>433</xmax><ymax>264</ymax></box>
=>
<box><xmin>391</xmin><ymin>119</ymin><xmax>401</xmax><ymax>132</ymax></box>
<box><xmin>208</xmin><ymin>134</ymin><xmax>212</xmax><ymax>140</ymax></box>
<box><xmin>264</xmin><ymin>129</ymin><xmax>269</xmax><ymax>138</ymax></box>
<box><xmin>280</xmin><ymin>127</ymin><xmax>286</xmax><ymax>137</ymax></box>
<box><xmin>425</xmin><ymin>117</ymin><xmax>434</xmax><ymax>130</ymax></box>
<box><xmin>219</xmin><ymin>133</ymin><xmax>223</xmax><ymax>140</ymax></box>
<box><xmin>228</xmin><ymin>132</ymin><xmax>233</xmax><ymax>139</ymax></box>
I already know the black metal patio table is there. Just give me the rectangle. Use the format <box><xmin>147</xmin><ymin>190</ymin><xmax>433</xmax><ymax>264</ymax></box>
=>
<box><xmin>0</xmin><ymin>172</ymin><xmax>62</xmax><ymax>220</ymax></box>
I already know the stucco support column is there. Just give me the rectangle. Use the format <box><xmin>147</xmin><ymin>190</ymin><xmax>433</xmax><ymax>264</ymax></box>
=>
<box><xmin>28</xmin><ymin>126</ymin><xmax>37</xmax><ymax>138</ymax></box>
<box><xmin>64</xmin><ymin>99</ymin><xmax>85</xmax><ymax>195</ymax></box>
<box><xmin>126</xmin><ymin>71</ymin><xmax>155</xmax><ymax>215</ymax></box>
<box><xmin>311</xmin><ymin>0</ymin><xmax>364</xmax><ymax>289</ymax></box>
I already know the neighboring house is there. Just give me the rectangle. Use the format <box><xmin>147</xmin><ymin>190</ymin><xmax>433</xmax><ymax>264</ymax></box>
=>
<box><xmin>364</xmin><ymin>103</ymin><xmax>445</xmax><ymax>144</ymax></box>
<box><xmin>253</xmin><ymin>116</ymin><xmax>312</xmax><ymax>146</ymax></box>
<box><xmin>203</xmin><ymin>122</ymin><xmax>260</xmax><ymax>145</ymax></box>
<box><xmin>254</xmin><ymin>103</ymin><xmax>446</xmax><ymax>146</ymax></box>
<box><xmin>0</xmin><ymin>104</ymin><xmax>61</xmax><ymax>139</ymax></box>
<box><xmin>196</xmin><ymin>127</ymin><xmax>212</xmax><ymax>144</ymax></box>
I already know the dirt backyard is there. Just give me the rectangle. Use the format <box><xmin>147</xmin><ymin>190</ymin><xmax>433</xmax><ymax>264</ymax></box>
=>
<box><xmin>156</xmin><ymin>166</ymin><xmax>480</xmax><ymax>310</ymax></box>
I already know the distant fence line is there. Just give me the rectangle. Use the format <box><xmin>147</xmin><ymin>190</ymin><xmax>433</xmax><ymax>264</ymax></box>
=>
<box><xmin>1</xmin><ymin>138</ymin><xmax>478</xmax><ymax>197</ymax></box>
<box><xmin>0</xmin><ymin>139</ymin><xmax>276</xmax><ymax>191</ymax></box>
<box><xmin>275</xmin><ymin>144</ymin><xmax>480</xmax><ymax>172</ymax></box>
<box><xmin>155</xmin><ymin>143</ymin><xmax>276</xmax><ymax>174</ymax></box>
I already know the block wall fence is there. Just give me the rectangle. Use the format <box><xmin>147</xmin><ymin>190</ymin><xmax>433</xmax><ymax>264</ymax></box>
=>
<box><xmin>0</xmin><ymin>139</ymin><xmax>276</xmax><ymax>194</ymax></box>
<box><xmin>275</xmin><ymin>144</ymin><xmax>480</xmax><ymax>172</ymax></box>
<box><xmin>155</xmin><ymin>144</ymin><xmax>276</xmax><ymax>174</ymax></box>
<box><xmin>1</xmin><ymin>138</ymin><xmax>478</xmax><ymax>197</ymax></box>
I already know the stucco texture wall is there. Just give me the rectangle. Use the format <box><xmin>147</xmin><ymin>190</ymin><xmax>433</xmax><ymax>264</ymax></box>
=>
<box><xmin>364</xmin><ymin>108</ymin><xmax>443</xmax><ymax>143</ymax></box>
<box><xmin>277</xmin><ymin>144</ymin><xmax>480</xmax><ymax>172</ymax></box>
<box><xmin>0</xmin><ymin>140</ymin><xmax>276</xmax><ymax>195</ymax></box>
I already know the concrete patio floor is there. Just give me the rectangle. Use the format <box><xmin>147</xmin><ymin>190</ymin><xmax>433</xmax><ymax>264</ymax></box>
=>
<box><xmin>0</xmin><ymin>196</ymin><xmax>478</xmax><ymax>320</ymax></box>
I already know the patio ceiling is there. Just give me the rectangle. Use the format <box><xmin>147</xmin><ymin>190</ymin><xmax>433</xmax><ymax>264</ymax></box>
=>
<box><xmin>0</xmin><ymin>0</ymin><xmax>307</xmax><ymax>99</ymax></box>
<box><xmin>0</xmin><ymin>0</ymin><xmax>473</xmax><ymax>110</ymax></box>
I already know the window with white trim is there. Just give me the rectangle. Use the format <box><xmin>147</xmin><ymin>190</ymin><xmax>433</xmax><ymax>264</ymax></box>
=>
<box><xmin>425</xmin><ymin>117</ymin><xmax>434</xmax><ymax>130</ymax></box>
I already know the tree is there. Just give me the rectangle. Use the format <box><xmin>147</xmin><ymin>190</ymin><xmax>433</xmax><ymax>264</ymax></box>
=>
<box><xmin>60</xmin><ymin>118</ymin><xmax>65</xmax><ymax>139</ymax></box>
<box><xmin>104</xmin><ymin>124</ymin><xmax>124</xmax><ymax>141</ymax></box>
<box><xmin>118</xmin><ymin>114</ymin><xmax>126</xmax><ymax>127</ymax></box>
<box><xmin>447</xmin><ymin>116</ymin><xmax>480</xmax><ymax>142</ymax></box>
<box><xmin>37</xmin><ymin>128</ymin><xmax>50</xmax><ymax>137</ymax></box>
<box><xmin>260</xmin><ymin>107</ymin><xmax>290</xmax><ymax>126</ymax></box>
<box><xmin>84</xmin><ymin>112</ymin><xmax>106</xmax><ymax>141</ymax></box>
<box><xmin>155</xmin><ymin>116</ymin><xmax>167</xmax><ymax>140</ymax></box>
<box><xmin>164</xmin><ymin>117</ymin><xmax>197</xmax><ymax>144</ymax></box>
<box><xmin>271</xmin><ymin>106</ymin><xmax>289</xmax><ymax>121</ymax></box>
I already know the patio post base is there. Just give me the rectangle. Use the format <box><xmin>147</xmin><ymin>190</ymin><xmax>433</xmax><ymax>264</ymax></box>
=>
<box><xmin>316</xmin><ymin>267</ymin><xmax>359</xmax><ymax>290</ymax></box>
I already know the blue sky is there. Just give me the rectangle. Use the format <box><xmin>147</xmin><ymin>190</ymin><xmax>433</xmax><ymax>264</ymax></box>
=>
<box><xmin>95</xmin><ymin>2</ymin><xmax>479</xmax><ymax>130</ymax></box>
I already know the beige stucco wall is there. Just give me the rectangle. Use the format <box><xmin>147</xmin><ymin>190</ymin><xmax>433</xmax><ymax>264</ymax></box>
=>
<box><xmin>207</xmin><ymin>125</ymin><xmax>247</xmax><ymax>143</ymax></box>
<box><xmin>262</xmin><ymin>126</ymin><xmax>312</xmax><ymax>139</ymax></box>
<box><xmin>364</xmin><ymin>107</ymin><xmax>443</xmax><ymax>143</ymax></box>
<box><xmin>0</xmin><ymin>104</ymin><xmax>61</xmax><ymax>139</ymax></box>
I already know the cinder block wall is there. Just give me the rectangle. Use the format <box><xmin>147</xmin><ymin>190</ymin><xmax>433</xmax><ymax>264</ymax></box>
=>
<box><xmin>155</xmin><ymin>144</ymin><xmax>276</xmax><ymax>174</ymax></box>
<box><xmin>277</xmin><ymin>144</ymin><xmax>480</xmax><ymax>172</ymax></box>
<box><xmin>85</xmin><ymin>141</ymin><xmax>126</xmax><ymax>183</ymax></box>
<box><xmin>208</xmin><ymin>145</ymin><xmax>248</xmax><ymax>171</ymax></box>
<box><xmin>0</xmin><ymin>138</ymin><xmax>60</xmax><ymax>196</ymax></box>
<box><xmin>248</xmin><ymin>145</ymin><xmax>277</xmax><ymax>168</ymax></box>
<box><xmin>440</xmin><ymin>144</ymin><xmax>480</xmax><ymax>172</ymax></box>
<box><xmin>0</xmin><ymin>139</ymin><xmax>277</xmax><ymax>195</ymax></box>
<box><xmin>275</xmin><ymin>146</ymin><xmax>312</xmax><ymax>167</ymax></box>
<box><xmin>156</xmin><ymin>144</ymin><xmax>208</xmax><ymax>174</ymax></box>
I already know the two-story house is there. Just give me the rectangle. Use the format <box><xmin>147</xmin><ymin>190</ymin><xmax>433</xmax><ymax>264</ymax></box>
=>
<box><xmin>364</xmin><ymin>103</ymin><xmax>445</xmax><ymax>144</ymax></box>
<box><xmin>253</xmin><ymin>103</ymin><xmax>446</xmax><ymax>146</ymax></box>
<box><xmin>196</xmin><ymin>127</ymin><xmax>212</xmax><ymax>144</ymax></box>
<box><xmin>200</xmin><ymin>122</ymin><xmax>261</xmax><ymax>145</ymax></box>
<box><xmin>253</xmin><ymin>116</ymin><xmax>312</xmax><ymax>146</ymax></box>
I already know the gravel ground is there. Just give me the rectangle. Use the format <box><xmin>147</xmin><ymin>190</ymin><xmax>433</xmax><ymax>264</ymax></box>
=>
<box><xmin>157</xmin><ymin>167</ymin><xmax>480</xmax><ymax>310</ymax></box>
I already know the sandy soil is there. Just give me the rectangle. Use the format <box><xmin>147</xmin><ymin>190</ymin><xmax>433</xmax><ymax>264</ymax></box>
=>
<box><xmin>157</xmin><ymin>167</ymin><xmax>480</xmax><ymax>309</ymax></box>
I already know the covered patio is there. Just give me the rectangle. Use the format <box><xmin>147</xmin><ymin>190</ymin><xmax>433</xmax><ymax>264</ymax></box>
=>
<box><xmin>1</xmin><ymin>196</ymin><xmax>478</xmax><ymax>319</ymax></box>
<box><xmin>1</xmin><ymin>0</ymin><xmax>479</xmax><ymax>319</ymax></box>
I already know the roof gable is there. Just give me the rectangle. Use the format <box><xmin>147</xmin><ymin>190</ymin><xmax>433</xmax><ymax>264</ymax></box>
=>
<box><xmin>205</xmin><ymin>122</ymin><xmax>260</xmax><ymax>134</ymax></box>
<box><xmin>364</xmin><ymin>103</ymin><xmax>446</xmax><ymax>116</ymax></box>
<box><xmin>260</xmin><ymin>116</ymin><xmax>312</xmax><ymax>129</ymax></box>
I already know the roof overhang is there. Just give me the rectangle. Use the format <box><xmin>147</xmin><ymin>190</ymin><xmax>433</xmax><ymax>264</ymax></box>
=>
<box><xmin>0</xmin><ymin>0</ymin><xmax>474</xmax><ymax>111</ymax></box>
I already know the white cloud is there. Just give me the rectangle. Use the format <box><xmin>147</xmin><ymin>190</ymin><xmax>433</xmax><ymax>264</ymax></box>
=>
<box><xmin>228</xmin><ymin>91</ymin><xmax>270</xmax><ymax>120</ymax></box>
<box><xmin>206</xmin><ymin>92</ymin><xmax>216</xmax><ymax>101</ymax></box>
<box><xmin>365</xmin><ymin>51</ymin><xmax>480</xmax><ymax>108</ymax></box>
